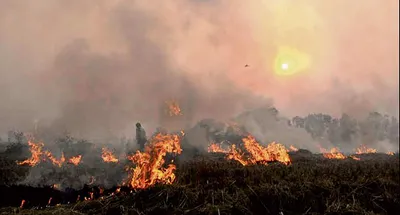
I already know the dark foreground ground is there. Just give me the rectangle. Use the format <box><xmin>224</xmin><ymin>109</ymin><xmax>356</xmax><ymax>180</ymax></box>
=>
<box><xmin>0</xmin><ymin>151</ymin><xmax>399</xmax><ymax>215</ymax></box>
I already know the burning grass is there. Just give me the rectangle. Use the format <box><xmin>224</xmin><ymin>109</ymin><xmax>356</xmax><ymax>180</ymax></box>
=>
<box><xmin>124</xmin><ymin>133</ymin><xmax>182</xmax><ymax>189</ymax></box>
<box><xmin>208</xmin><ymin>136</ymin><xmax>291</xmax><ymax>166</ymax></box>
<box><xmin>0</xmin><ymin>132</ymin><xmax>398</xmax><ymax>214</ymax></box>
<box><xmin>0</xmin><ymin>150</ymin><xmax>399</xmax><ymax>214</ymax></box>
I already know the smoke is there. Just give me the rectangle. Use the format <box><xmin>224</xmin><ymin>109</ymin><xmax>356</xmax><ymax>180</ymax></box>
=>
<box><xmin>0</xmin><ymin>0</ymin><xmax>398</xmax><ymax>143</ymax></box>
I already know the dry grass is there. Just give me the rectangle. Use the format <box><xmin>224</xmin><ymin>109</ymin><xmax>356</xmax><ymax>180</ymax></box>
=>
<box><xmin>0</xmin><ymin>151</ymin><xmax>398</xmax><ymax>215</ymax></box>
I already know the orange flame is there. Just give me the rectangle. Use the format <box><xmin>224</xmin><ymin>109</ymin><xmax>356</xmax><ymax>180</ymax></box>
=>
<box><xmin>355</xmin><ymin>145</ymin><xmax>377</xmax><ymax>154</ymax></box>
<box><xmin>115</xmin><ymin>187</ymin><xmax>121</xmax><ymax>193</ymax></box>
<box><xmin>44</xmin><ymin>151</ymin><xmax>66</xmax><ymax>167</ymax></box>
<box><xmin>101</xmin><ymin>148</ymin><xmax>119</xmax><ymax>163</ymax></box>
<box><xmin>52</xmin><ymin>184</ymin><xmax>60</xmax><ymax>190</ymax></box>
<box><xmin>125</xmin><ymin>133</ymin><xmax>182</xmax><ymax>189</ymax></box>
<box><xmin>20</xmin><ymin>200</ymin><xmax>26</xmax><ymax>209</ymax></box>
<box><xmin>387</xmin><ymin>151</ymin><xmax>395</xmax><ymax>156</ymax></box>
<box><xmin>165</xmin><ymin>100</ymin><xmax>182</xmax><ymax>116</ymax></box>
<box><xmin>320</xmin><ymin>147</ymin><xmax>346</xmax><ymax>159</ymax></box>
<box><xmin>288</xmin><ymin>145</ymin><xmax>299</xmax><ymax>152</ymax></box>
<box><xmin>68</xmin><ymin>155</ymin><xmax>82</xmax><ymax>166</ymax></box>
<box><xmin>47</xmin><ymin>197</ymin><xmax>52</xmax><ymax>206</ymax></box>
<box><xmin>17</xmin><ymin>141</ymin><xmax>43</xmax><ymax>166</ymax></box>
<box><xmin>226</xmin><ymin>144</ymin><xmax>248</xmax><ymax>166</ymax></box>
<box><xmin>241</xmin><ymin>136</ymin><xmax>291</xmax><ymax>165</ymax></box>
<box><xmin>209</xmin><ymin>135</ymin><xmax>291</xmax><ymax>166</ymax></box>
<box><xmin>350</xmin><ymin>155</ymin><xmax>361</xmax><ymax>160</ymax></box>
<box><xmin>208</xmin><ymin>143</ymin><xmax>229</xmax><ymax>153</ymax></box>
<box><xmin>17</xmin><ymin>140</ymin><xmax>83</xmax><ymax>167</ymax></box>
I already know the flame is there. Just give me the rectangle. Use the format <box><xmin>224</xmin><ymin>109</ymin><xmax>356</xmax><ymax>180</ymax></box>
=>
<box><xmin>17</xmin><ymin>141</ymin><xmax>43</xmax><ymax>166</ymax></box>
<box><xmin>355</xmin><ymin>145</ymin><xmax>377</xmax><ymax>154</ymax></box>
<box><xmin>101</xmin><ymin>148</ymin><xmax>119</xmax><ymax>163</ymax></box>
<box><xmin>125</xmin><ymin>133</ymin><xmax>182</xmax><ymax>189</ymax></box>
<box><xmin>320</xmin><ymin>147</ymin><xmax>346</xmax><ymax>159</ymax></box>
<box><xmin>20</xmin><ymin>200</ymin><xmax>26</xmax><ymax>209</ymax></box>
<box><xmin>89</xmin><ymin>192</ymin><xmax>94</xmax><ymax>200</ymax></box>
<box><xmin>68</xmin><ymin>155</ymin><xmax>82</xmax><ymax>166</ymax></box>
<box><xmin>165</xmin><ymin>100</ymin><xmax>182</xmax><ymax>116</ymax></box>
<box><xmin>208</xmin><ymin>143</ymin><xmax>229</xmax><ymax>153</ymax></box>
<box><xmin>289</xmin><ymin>145</ymin><xmax>299</xmax><ymax>152</ymax></box>
<box><xmin>350</xmin><ymin>155</ymin><xmax>361</xmax><ymax>161</ymax></box>
<box><xmin>44</xmin><ymin>151</ymin><xmax>66</xmax><ymax>167</ymax></box>
<box><xmin>241</xmin><ymin>136</ymin><xmax>291</xmax><ymax>165</ymax></box>
<box><xmin>17</xmin><ymin>140</ymin><xmax>83</xmax><ymax>167</ymax></box>
<box><xmin>226</xmin><ymin>144</ymin><xmax>248</xmax><ymax>166</ymax></box>
<box><xmin>47</xmin><ymin>197</ymin><xmax>52</xmax><ymax>206</ymax></box>
<box><xmin>209</xmin><ymin>135</ymin><xmax>291</xmax><ymax>166</ymax></box>
<box><xmin>387</xmin><ymin>151</ymin><xmax>395</xmax><ymax>156</ymax></box>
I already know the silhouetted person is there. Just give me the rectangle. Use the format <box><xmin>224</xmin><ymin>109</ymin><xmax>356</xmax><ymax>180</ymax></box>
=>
<box><xmin>136</xmin><ymin>123</ymin><xmax>147</xmax><ymax>152</ymax></box>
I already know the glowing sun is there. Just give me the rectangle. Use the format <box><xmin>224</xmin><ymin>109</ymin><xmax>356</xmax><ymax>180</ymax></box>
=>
<box><xmin>273</xmin><ymin>46</ymin><xmax>311</xmax><ymax>76</ymax></box>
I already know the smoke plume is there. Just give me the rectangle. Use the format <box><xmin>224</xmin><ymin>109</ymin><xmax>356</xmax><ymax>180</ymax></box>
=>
<box><xmin>0</xmin><ymin>0</ymin><xmax>398</xmax><ymax>143</ymax></box>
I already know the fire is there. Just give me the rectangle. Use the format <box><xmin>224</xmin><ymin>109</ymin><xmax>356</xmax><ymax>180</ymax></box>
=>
<box><xmin>20</xmin><ymin>200</ymin><xmax>26</xmax><ymax>209</ymax></box>
<box><xmin>209</xmin><ymin>135</ymin><xmax>291</xmax><ymax>166</ymax></box>
<box><xmin>68</xmin><ymin>155</ymin><xmax>82</xmax><ymax>166</ymax></box>
<box><xmin>108</xmin><ymin>187</ymin><xmax>122</xmax><ymax>197</ymax></box>
<box><xmin>350</xmin><ymin>155</ymin><xmax>361</xmax><ymax>161</ymax></box>
<box><xmin>125</xmin><ymin>133</ymin><xmax>183</xmax><ymax>189</ymax></box>
<box><xmin>289</xmin><ymin>145</ymin><xmax>299</xmax><ymax>152</ymax></box>
<box><xmin>47</xmin><ymin>197</ymin><xmax>52</xmax><ymax>206</ymax></box>
<box><xmin>87</xmin><ymin>192</ymin><xmax>94</xmax><ymax>201</ymax></box>
<box><xmin>17</xmin><ymin>141</ymin><xmax>43</xmax><ymax>166</ymax></box>
<box><xmin>165</xmin><ymin>100</ymin><xmax>182</xmax><ymax>116</ymax></box>
<box><xmin>387</xmin><ymin>151</ymin><xmax>395</xmax><ymax>156</ymax></box>
<box><xmin>44</xmin><ymin>151</ymin><xmax>65</xmax><ymax>167</ymax></box>
<box><xmin>355</xmin><ymin>145</ymin><xmax>377</xmax><ymax>154</ymax></box>
<box><xmin>320</xmin><ymin>147</ymin><xmax>346</xmax><ymax>159</ymax></box>
<box><xmin>101</xmin><ymin>148</ymin><xmax>119</xmax><ymax>163</ymax></box>
<box><xmin>208</xmin><ymin>143</ymin><xmax>229</xmax><ymax>153</ymax></box>
<box><xmin>241</xmin><ymin>136</ymin><xmax>291</xmax><ymax>165</ymax></box>
<box><xmin>226</xmin><ymin>144</ymin><xmax>248</xmax><ymax>166</ymax></box>
<box><xmin>17</xmin><ymin>140</ymin><xmax>83</xmax><ymax>167</ymax></box>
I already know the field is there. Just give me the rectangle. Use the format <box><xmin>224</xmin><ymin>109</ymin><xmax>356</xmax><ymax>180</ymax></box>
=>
<box><xmin>0</xmin><ymin>144</ymin><xmax>399</xmax><ymax>215</ymax></box>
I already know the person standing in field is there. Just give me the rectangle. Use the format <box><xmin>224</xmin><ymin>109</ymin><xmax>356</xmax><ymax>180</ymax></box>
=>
<box><xmin>136</xmin><ymin>122</ymin><xmax>147</xmax><ymax>152</ymax></box>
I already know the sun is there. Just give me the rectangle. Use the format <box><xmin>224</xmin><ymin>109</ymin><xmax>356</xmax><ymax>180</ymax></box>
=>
<box><xmin>273</xmin><ymin>46</ymin><xmax>311</xmax><ymax>76</ymax></box>
<box><xmin>281</xmin><ymin>63</ymin><xmax>289</xmax><ymax>70</ymax></box>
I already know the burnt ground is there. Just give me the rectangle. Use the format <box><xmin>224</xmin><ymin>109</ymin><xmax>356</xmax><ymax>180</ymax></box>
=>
<box><xmin>0</xmin><ymin>149</ymin><xmax>399</xmax><ymax>215</ymax></box>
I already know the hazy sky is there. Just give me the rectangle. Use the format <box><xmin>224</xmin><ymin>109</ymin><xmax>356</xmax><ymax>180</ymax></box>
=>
<box><xmin>0</xmin><ymin>0</ymin><xmax>398</xmax><ymax>139</ymax></box>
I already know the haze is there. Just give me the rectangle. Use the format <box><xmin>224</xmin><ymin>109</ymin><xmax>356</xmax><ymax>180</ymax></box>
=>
<box><xmin>0</xmin><ymin>0</ymin><xmax>398</xmax><ymax>140</ymax></box>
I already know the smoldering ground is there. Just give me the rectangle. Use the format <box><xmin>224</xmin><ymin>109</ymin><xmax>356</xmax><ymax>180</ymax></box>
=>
<box><xmin>0</xmin><ymin>0</ymin><xmax>398</xmax><ymax>148</ymax></box>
